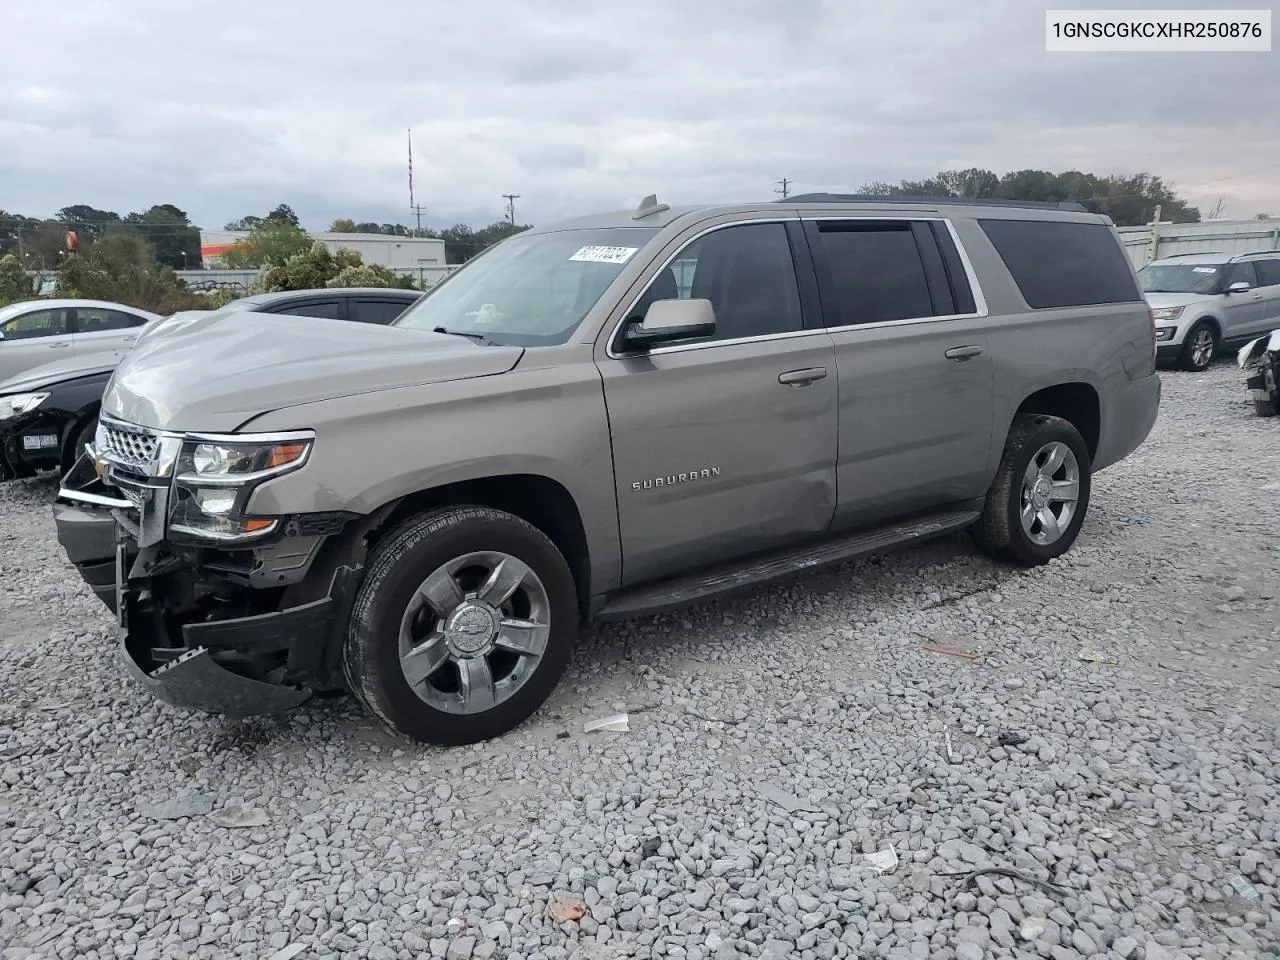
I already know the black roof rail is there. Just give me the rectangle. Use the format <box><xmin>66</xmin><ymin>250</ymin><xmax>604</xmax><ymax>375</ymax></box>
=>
<box><xmin>1156</xmin><ymin>251</ymin><xmax>1224</xmax><ymax>259</ymax></box>
<box><xmin>782</xmin><ymin>193</ymin><xmax>1089</xmax><ymax>213</ymax></box>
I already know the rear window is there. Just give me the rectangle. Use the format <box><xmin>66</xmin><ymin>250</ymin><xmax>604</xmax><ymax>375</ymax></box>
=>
<box><xmin>978</xmin><ymin>219</ymin><xmax>1141</xmax><ymax>309</ymax></box>
<box><xmin>1254</xmin><ymin>259</ymin><xmax>1280</xmax><ymax>287</ymax></box>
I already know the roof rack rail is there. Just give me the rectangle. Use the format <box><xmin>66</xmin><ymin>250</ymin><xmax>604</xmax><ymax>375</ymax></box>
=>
<box><xmin>782</xmin><ymin>193</ymin><xmax>1089</xmax><ymax>213</ymax></box>
<box><xmin>1156</xmin><ymin>251</ymin><xmax>1223</xmax><ymax>258</ymax></box>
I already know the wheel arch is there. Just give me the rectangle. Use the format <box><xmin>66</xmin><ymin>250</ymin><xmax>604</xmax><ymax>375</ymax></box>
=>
<box><xmin>59</xmin><ymin>403</ymin><xmax>102</xmax><ymax>475</ymax></box>
<box><xmin>1011</xmin><ymin>382</ymin><xmax>1100</xmax><ymax>462</ymax></box>
<box><xmin>368</xmin><ymin>474</ymin><xmax>593</xmax><ymax>621</ymax></box>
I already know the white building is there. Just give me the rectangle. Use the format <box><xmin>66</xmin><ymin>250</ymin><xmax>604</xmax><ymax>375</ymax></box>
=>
<box><xmin>199</xmin><ymin>230</ymin><xmax>447</xmax><ymax>271</ymax></box>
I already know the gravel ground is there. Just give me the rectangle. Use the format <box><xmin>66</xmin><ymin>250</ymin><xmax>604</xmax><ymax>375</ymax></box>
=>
<box><xmin>2</xmin><ymin>360</ymin><xmax>1278</xmax><ymax>960</ymax></box>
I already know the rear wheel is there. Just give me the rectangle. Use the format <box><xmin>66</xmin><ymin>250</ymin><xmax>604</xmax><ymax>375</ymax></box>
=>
<box><xmin>343</xmin><ymin>506</ymin><xmax>579</xmax><ymax>746</ymax></box>
<box><xmin>1178</xmin><ymin>321</ymin><xmax>1218</xmax><ymax>372</ymax></box>
<box><xmin>973</xmin><ymin>414</ymin><xmax>1092</xmax><ymax>567</ymax></box>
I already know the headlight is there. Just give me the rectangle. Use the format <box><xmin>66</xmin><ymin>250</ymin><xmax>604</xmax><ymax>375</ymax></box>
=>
<box><xmin>1151</xmin><ymin>306</ymin><xmax>1185</xmax><ymax>321</ymax></box>
<box><xmin>167</xmin><ymin>432</ymin><xmax>313</xmax><ymax>542</ymax></box>
<box><xmin>0</xmin><ymin>392</ymin><xmax>50</xmax><ymax>421</ymax></box>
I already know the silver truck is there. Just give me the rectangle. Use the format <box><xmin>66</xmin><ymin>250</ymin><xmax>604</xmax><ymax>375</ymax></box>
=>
<box><xmin>53</xmin><ymin>194</ymin><xmax>1161</xmax><ymax>745</ymax></box>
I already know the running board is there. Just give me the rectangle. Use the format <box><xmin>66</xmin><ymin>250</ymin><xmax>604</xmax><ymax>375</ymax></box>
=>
<box><xmin>595</xmin><ymin>508</ymin><xmax>981</xmax><ymax>622</ymax></box>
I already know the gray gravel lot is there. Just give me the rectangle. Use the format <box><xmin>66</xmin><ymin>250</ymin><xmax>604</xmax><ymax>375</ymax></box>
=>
<box><xmin>2</xmin><ymin>361</ymin><xmax>1278</xmax><ymax>960</ymax></box>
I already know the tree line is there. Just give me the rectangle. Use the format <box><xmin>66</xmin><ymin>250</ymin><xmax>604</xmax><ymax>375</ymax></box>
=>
<box><xmin>852</xmin><ymin>169</ymin><xmax>1204</xmax><ymax>225</ymax></box>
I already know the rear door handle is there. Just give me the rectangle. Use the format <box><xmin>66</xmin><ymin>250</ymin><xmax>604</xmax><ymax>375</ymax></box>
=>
<box><xmin>48</xmin><ymin>342</ymin><xmax>71</xmax><ymax>349</ymax></box>
<box><xmin>945</xmin><ymin>345</ymin><xmax>983</xmax><ymax>361</ymax></box>
<box><xmin>778</xmin><ymin>366</ymin><xmax>828</xmax><ymax>386</ymax></box>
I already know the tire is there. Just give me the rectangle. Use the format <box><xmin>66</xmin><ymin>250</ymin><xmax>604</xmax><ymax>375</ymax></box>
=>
<box><xmin>973</xmin><ymin>413</ymin><xmax>1092</xmax><ymax>567</ymax></box>
<box><xmin>1177</xmin><ymin>320</ymin><xmax>1218</xmax><ymax>372</ymax></box>
<box><xmin>343</xmin><ymin>506</ymin><xmax>579</xmax><ymax>746</ymax></box>
<box><xmin>63</xmin><ymin>414</ymin><xmax>99</xmax><ymax>475</ymax></box>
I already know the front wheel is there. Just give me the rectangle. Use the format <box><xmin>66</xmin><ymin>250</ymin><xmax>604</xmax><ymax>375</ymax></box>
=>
<box><xmin>343</xmin><ymin>506</ymin><xmax>579</xmax><ymax>746</ymax></box>
<box><xmin>1178</xmin><ymin>321</ymin><xmax>1218</xmax><ymax>372</ymax></box>
<box><xmin>973</xmin><ymin>414</ymin><xmax>1092</xmax><ymax>567</ymax></box>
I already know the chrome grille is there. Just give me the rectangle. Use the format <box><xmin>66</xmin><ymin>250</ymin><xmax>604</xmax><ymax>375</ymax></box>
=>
<box><xmin>99</xmin><ymin>421</ymin><xmax>159</xmax><ymax>469</ymax></box>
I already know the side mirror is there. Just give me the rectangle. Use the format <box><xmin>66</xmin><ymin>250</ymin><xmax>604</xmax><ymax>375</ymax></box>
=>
<box><xmin>1226</xmin><ymin>281</ymin><xmax>1252</xmax><ymax>294</ymax></box>
<box><xmin>622</xmin><ymin>298</ymin><xmax>716</xmax><ymax>350</ymax></box>
<box><xmin>0</xmin><ymin>330</ymin><xmax>5</xmax><ymax>342</ymax></box>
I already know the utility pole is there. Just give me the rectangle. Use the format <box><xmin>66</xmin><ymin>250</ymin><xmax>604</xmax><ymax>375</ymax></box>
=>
<box><xmin>775</xmin><ymin>178</ymin><xmax>791</xmax><ymax>200</ymax></box>
<box><xmin>502</xmin><ymin>194</ymin><xmax>521</xmax><ymax>227</ymax></box>
<box><xmin>409</xmin><ymin>203</ymin><xmax>427</xmax><ymax>235</ymax></box>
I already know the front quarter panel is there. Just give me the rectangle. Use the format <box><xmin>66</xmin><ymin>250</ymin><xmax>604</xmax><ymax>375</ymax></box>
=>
<box><xmin>240</xmin><ymin>346</ymin><xmax>623</xmax><ymax>591</ymax></box>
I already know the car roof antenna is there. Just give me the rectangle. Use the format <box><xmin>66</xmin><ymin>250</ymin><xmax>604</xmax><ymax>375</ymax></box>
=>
<box><xmin>633</xmin><ymin>194</ymin><xmax>670</xmax><ymax>219</ymax></box>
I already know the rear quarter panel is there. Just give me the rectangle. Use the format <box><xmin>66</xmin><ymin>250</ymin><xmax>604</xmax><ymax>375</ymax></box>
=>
<box><xmin>952</xmin><ymin>216</ymin><xmax>1155</xmax><ymax>476</ymax></box>
<box><xmin>240</xmin><ymin>344</ymin><xmax>624</xmax><ymax>591</ymax></box>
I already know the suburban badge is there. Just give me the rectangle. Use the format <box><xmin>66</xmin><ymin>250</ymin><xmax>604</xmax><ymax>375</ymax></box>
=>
<box><xmin>632</xmin><ymin>467</ymin><xmax>721</xmax><ymax>492</ymax></box>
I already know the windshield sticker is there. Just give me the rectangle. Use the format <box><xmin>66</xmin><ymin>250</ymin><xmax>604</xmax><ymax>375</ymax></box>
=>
<box><xmin>1192</xmin><ymin>267</ymin><xmax>1217</xmax><ymax>273</ymax></box>
<box><xmin>569</xmin><ymin>245</ymin><xmax>638</xmax><ymax>264</ymax></box>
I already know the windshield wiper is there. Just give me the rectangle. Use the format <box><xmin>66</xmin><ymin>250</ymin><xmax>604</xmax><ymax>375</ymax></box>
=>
<box><xmin>432</xmin><ymin>326</ymin><xmax>491</xmax><ymax>344</ymax></box>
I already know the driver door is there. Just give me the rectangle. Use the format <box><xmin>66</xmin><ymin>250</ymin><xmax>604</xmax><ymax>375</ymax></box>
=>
<box><xmin>595</xmin><ymin>219</ymin><xmax>838</xmax><ymax>586</ymax></box>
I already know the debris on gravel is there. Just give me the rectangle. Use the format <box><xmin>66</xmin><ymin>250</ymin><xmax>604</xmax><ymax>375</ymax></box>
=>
<box><xmin>2</xmin><ymin>363</ymin><xmax>1278</xmax><ymax>959</ymax></box>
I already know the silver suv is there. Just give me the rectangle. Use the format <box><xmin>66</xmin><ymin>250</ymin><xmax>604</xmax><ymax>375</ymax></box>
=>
<box><xmin>1139</xmin><ymin>251</ymin><xmax>1280</xmax><ymax>371</ymax></box>
<box><xmin>53</xmin><ymin>194</ymin><xmax>1161</xmax><ymax>745</ymax></box>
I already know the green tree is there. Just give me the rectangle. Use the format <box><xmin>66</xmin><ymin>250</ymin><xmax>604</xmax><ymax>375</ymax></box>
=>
<box><xmin>219</xmin><ymin>219</ymin><xmax>313</xmax><ymax>269</ymax></box>
<box><xmin>329</xmin><ymin>218</ymin><xmax>358</xmax><ymax>232</ymax></box>
<box><xmin>0</xmin><ymin>253</ymin><xmax>37</xmax><ymax>307</ymax></box>
<box><xmin>124</xmin><ymin>204</ymin><xmax>201</xmax><ymax>270</ymax></box>
<box><xmin>253</xmin><ymin>242</ymin><xmax>410</xmax><ymax>293</ymax></box>
<box><xmin>854</xmin><ymin>168</ymin><xmax>1200</xmax><ymax>226</ymax></box>
<box><xmin>224</xmin><ymin>215</ymin><xmax>263</xmax><ymax>231</ymax></box>
<box><xmin>441</xmin><ymin>221</ymin><xmax>530</xmax><ymax>264</ymax></box>
<box><xmin>57</xmin><ymin>204</ymin><xmax>122</xmax><ymax>244</ymax></box>
<box><xmin>55</xmin><ymin>234</ymin><xmax>205</xmax><ymax>313</ymax></box>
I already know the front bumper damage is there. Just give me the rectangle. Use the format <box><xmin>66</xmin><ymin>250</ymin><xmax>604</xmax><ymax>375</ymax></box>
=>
<box><xmin>54</xmin><ymin>453</ymin><xmax>364</xmax><ymax>719</ymax></box>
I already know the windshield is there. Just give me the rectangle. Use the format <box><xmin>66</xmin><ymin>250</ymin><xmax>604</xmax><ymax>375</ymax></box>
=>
<box><xmin>1138</xmin><ymin>263</ymin><xmax>1225</xmax><ymax>294</ymax></box>
<box><xmin>393</xmin><ymin>227</ymin><xmax>662</xmax><ymax>346</ymax></box>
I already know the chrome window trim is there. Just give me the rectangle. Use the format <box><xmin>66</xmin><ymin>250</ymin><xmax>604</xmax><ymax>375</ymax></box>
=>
<box><xmin>602</xmin><ymin>215</ymin><xmax>990</xmax><ymax>360</ymax></box>
<box><xmin>603</xmin><ymin>216</ymin><xmax>799</xmax><ymax>360</ymax></box>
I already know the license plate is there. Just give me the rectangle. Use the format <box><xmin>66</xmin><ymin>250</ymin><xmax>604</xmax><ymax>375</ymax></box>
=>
<box><xmin>114</xmin><ymin>543</ymin><xmax>127</xmax><ymax>629</ymax></box>
<box><xmin>22</xmin><ymin>434</ymin><xmax>58</xmax><ymax>451</ymax></box>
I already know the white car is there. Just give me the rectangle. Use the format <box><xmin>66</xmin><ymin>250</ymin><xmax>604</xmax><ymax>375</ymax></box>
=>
<box><xmin>0</xmin><ymin>299</ymin><xmax>162</xmax><ymax>381</ymax></box>
<box><xmin>1139</xmin><ymin>251</ymin><xmax>1280</xmax><ymax>372</ymax></box>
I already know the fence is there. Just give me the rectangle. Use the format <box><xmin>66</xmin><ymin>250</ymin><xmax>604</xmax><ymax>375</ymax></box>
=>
<box><xmin>1117</xmin><ymin>218</ymin><xmax>1280</xmax><ymax>268</ymax></box>
<box><xmin>25</xmin><ymin>265</ymin><xmax>461</xmax><ymax>297</ymax></box>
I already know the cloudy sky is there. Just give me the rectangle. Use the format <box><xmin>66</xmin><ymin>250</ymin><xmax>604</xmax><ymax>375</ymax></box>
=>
<box><xmin>2</xmin><ymin>0</ymin><xmax>1277</xmax><ymax>231</ymax></box>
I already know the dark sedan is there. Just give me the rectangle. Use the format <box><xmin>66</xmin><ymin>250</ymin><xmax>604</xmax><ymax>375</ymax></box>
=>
<box><xmin>0</xmin><ymin>286</ymin><xmax>422</xmax><ymax>480</ymax></box>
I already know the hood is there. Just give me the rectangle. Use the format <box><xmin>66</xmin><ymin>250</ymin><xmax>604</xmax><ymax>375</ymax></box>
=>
<box><xmin>102</xmin><ymin>310</ymin><xmax>524</xmax><ymax>432</ymax></box>
<box><xmin>1144</xmin><ymin>292</ymin><xmax>1218</xmax><ymax>311</ymax></box>
<box><xmin>0</xmin><ymin>349</ymin><xmax>119</xmax><ymax>394</ymax></box>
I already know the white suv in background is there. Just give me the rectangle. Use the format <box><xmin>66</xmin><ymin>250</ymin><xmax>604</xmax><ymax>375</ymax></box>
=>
<box><xmin>1138</xmin><ymin>251</ymin><xmax>1280</xmax><ymax>371</ymax></box>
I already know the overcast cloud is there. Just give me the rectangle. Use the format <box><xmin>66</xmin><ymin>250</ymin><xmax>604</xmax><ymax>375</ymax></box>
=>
<box><xmin>1</xmin><ymin>0</ymin><xmax>1277</xmax><ymax>230</ymax></box>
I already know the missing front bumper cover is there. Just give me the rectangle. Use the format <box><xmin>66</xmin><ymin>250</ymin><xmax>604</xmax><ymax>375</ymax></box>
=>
<box><xmin>120</xmin><ymin>643</ymin><xmax>312</xmax><ymax>718</ymax></box>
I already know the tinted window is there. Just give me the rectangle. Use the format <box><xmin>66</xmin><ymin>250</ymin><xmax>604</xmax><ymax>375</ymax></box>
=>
<box><xmin>633</xmin><ymin>223</ymin><xmax>802</xmax><ymax>342</ymax></box>
<box><xmin>273</xmin><ymin>300</ymin><xmax>341</xmax><ymax>319</ymax></box>
<box><xmin>76</xmin><ymin>307</ymin><xmax>145</xmax><ymax>333</ymax></box>
<box><xmin>1226</xmin><ymin>262</ymin><xmax>1259</xmax><ymax>288</ymax></box>
<box><xmin>1253</xmin><ymin>259</ymin><xmax>1280</xmax><ymax>287</ymax></box>
<box><xmin>815</xmin><ymin>222</ymin><xmax>936</xmax><ymax>325</ymax></box>
<box><xmin>352</xmin><ymin>298</ymin><xmax>413</xmax><ymax>325</ymax></box>
<box><xmin>979</xmin><ymin>219</ymin><xmax>1141</xmax><ymax>309</ymax></box>
<box><xmin>1</xmin><ymin>308</ymin><xmax>69</xmax><ymax>340</ymax></box>
<box><xmin>930</xmin><ymin>222</ymin><xmax>976</xmax><ymax>314</ymax></box>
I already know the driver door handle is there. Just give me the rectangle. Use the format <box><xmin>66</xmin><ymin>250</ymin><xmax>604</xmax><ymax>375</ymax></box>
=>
<box><xmin>945</xmin><ymin>345</ymin><xmax>983</xmax><ymax>361</ymax></box>
<box><xmin>48</xmin><ymin>341</ymin><xmax>71</xmax><ymax>349</ymax></box>
<box><xmin>778</xmin><ymin>366</ymin><xmax>828</xmax><ymax>386</ymax></box>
